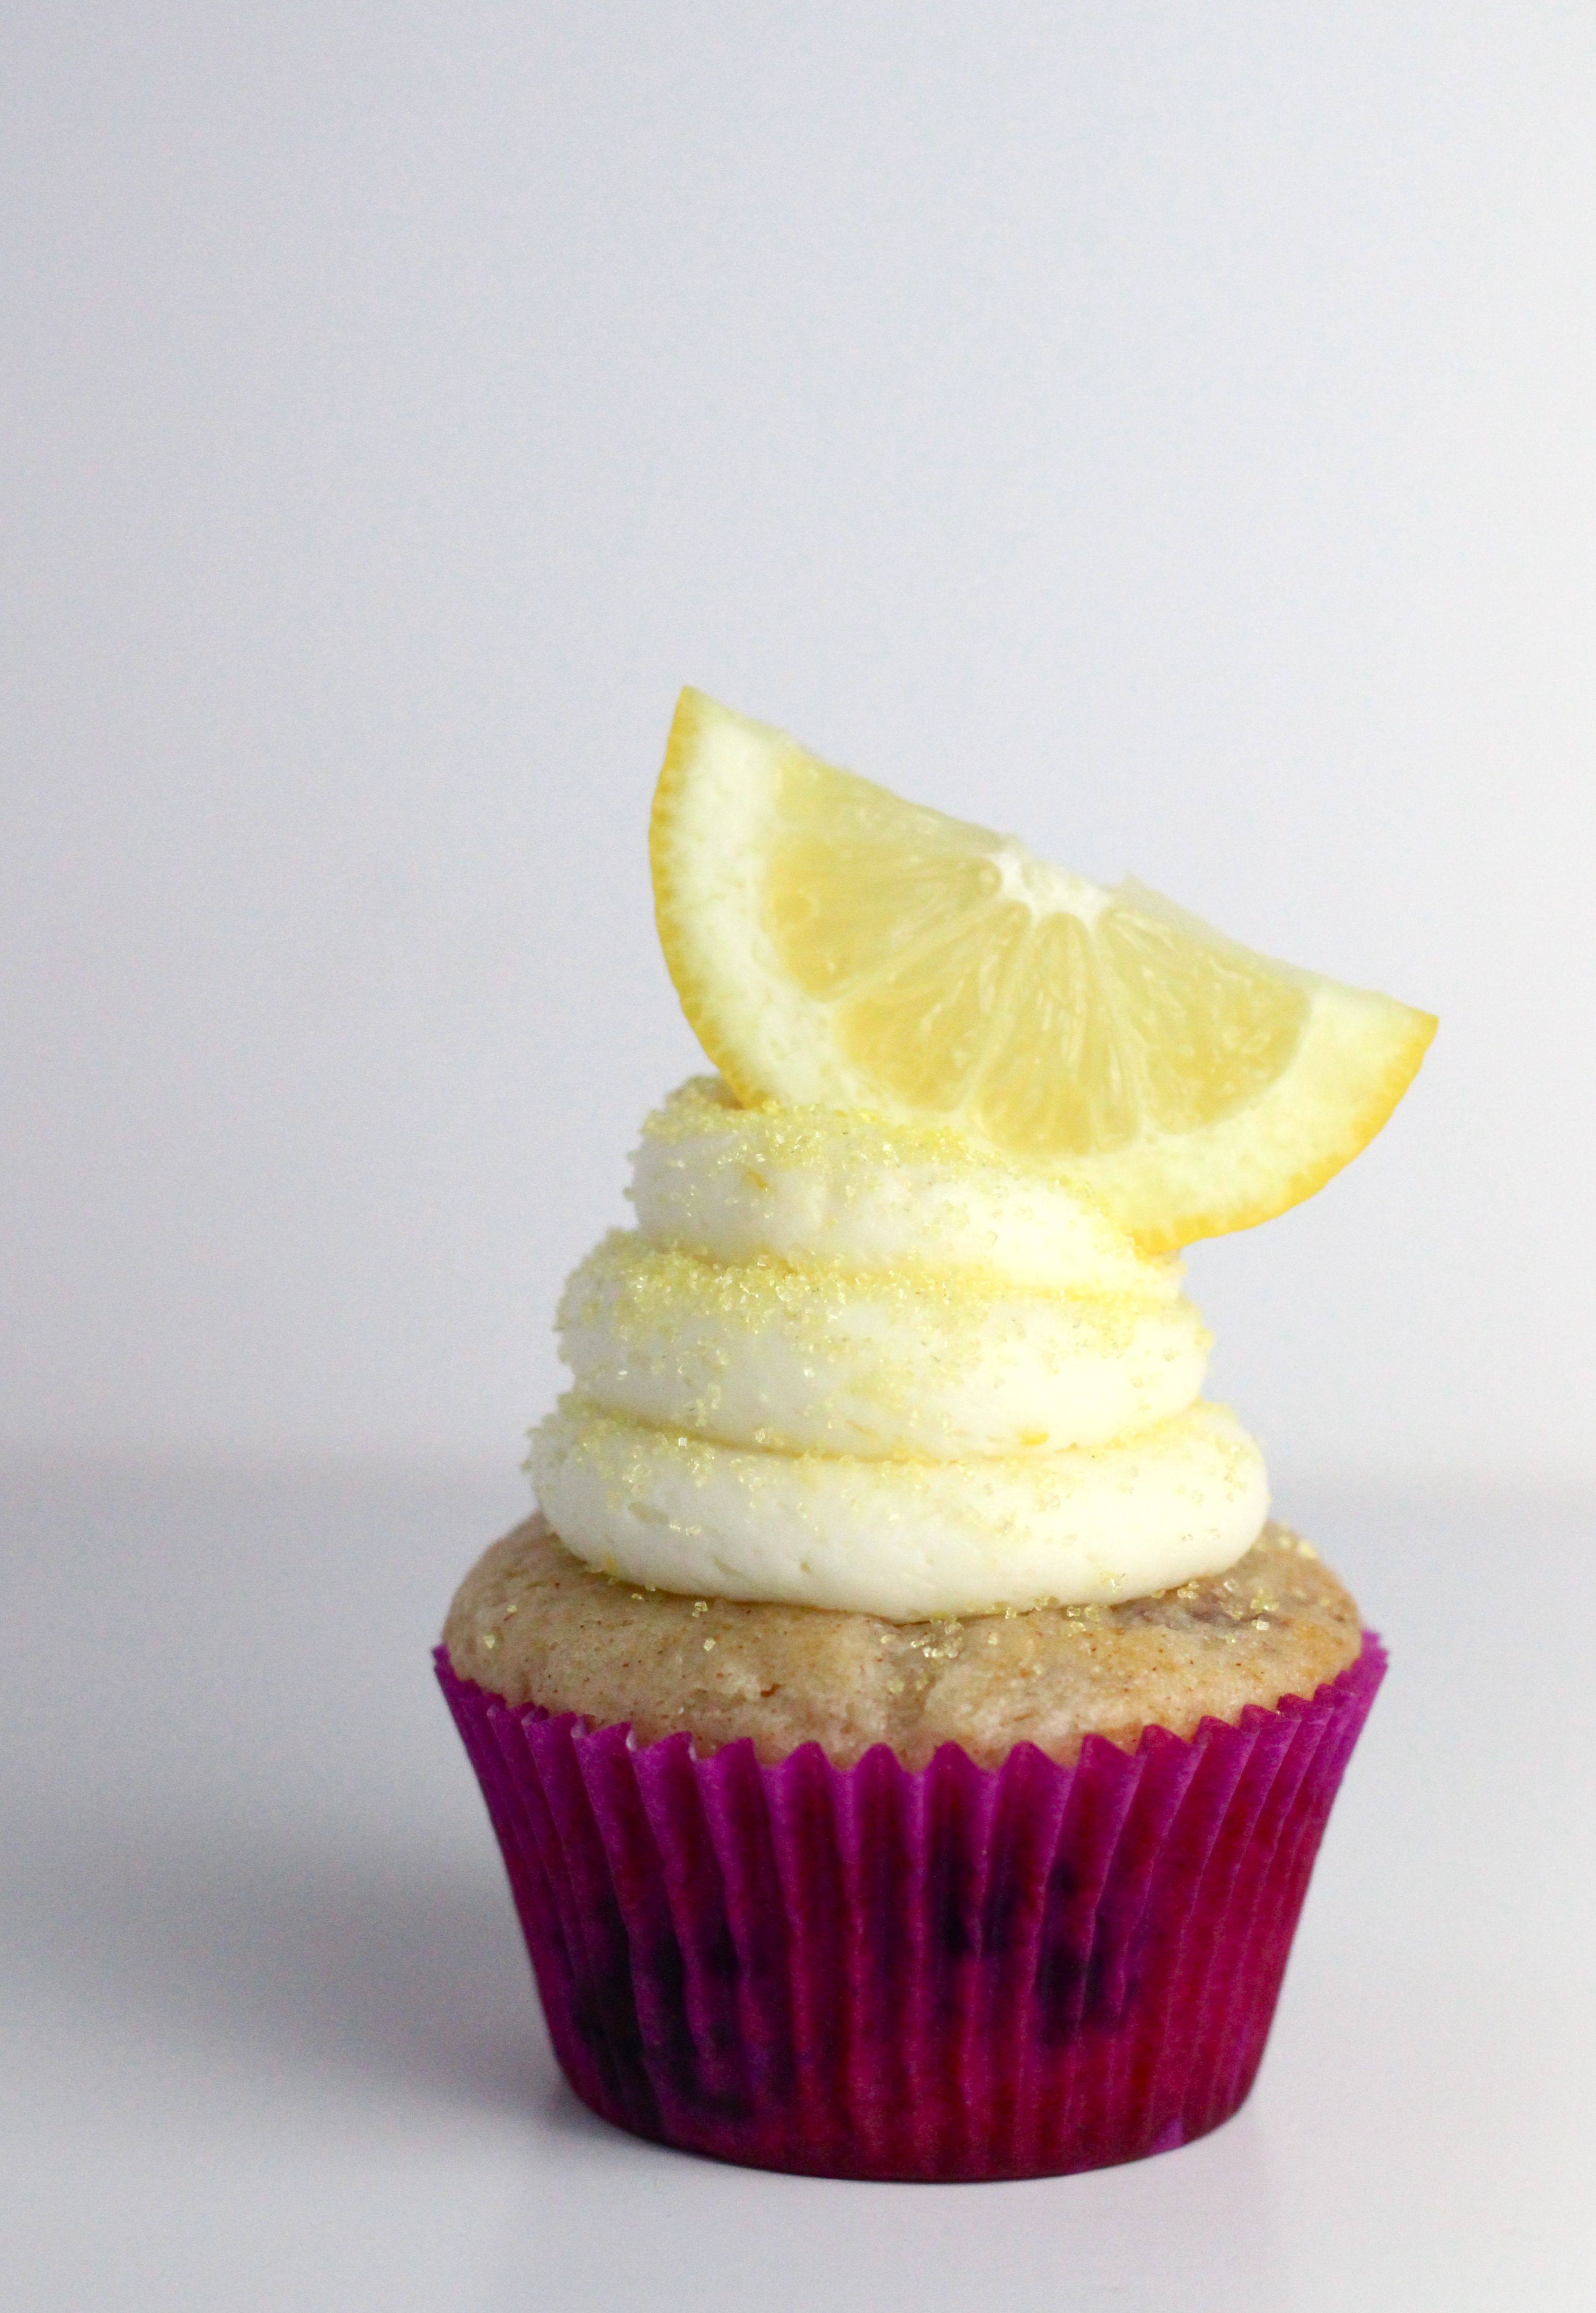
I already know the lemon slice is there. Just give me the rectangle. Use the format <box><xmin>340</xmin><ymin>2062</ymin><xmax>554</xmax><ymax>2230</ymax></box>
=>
<box><xmin>650</xmin><ymin>688</ymin><xmax>1435</xmax><ymax>1251</ymax></box>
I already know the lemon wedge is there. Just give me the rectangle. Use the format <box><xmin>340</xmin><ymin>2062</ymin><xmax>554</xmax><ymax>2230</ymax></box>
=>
<box><xmin>650</xmin><ymin>689</ymin><xmax>1435</xmax><ymax>1251</ymax></box>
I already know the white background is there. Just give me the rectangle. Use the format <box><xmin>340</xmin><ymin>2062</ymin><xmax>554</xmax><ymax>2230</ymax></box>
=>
<box><xmin>4</xmin><ymin>7</ymin><xmax>1594</xmax><ymax>2308</ymax></box>
<box><xmin>4</xmin><ymin>0</ymin><xmax>1594</xmax><ymax>1485</ymax></box>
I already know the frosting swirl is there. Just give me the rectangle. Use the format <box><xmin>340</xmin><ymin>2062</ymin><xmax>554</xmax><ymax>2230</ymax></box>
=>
<box><xmin>528</xmin><ymin>1078</ymin><xmax>1269</xmax><ymax>1619</ymax></box>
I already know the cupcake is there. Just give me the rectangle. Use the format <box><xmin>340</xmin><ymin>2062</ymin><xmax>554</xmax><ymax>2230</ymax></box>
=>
<box><xmin>439</xmin><ymin>692</ymin><xmax>1431</xmax><ymax>2180</ymax></box>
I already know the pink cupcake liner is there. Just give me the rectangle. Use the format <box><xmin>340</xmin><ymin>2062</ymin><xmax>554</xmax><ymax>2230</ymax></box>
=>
<box><xmin>436</xmin><ymin>1633</ymin><xmax>1385</xmax><ymax>2180</ymax></box>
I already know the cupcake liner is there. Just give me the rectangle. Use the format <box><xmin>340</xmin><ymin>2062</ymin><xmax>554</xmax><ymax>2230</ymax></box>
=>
<box><xmin>437</xmin><ymin>1633</ymin><xmax>1385</xmax><ymax>2181</ymax></box>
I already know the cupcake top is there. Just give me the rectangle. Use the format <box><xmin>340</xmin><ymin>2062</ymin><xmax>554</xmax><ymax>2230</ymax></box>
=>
<box><xmin>524</xmin><ymin>690</ymin><xmax>1434</xmax><ymax>1626</ymax></box>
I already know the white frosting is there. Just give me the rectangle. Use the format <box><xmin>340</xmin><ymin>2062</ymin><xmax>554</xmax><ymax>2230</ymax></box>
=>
<box><xmin>558</xmin><ymin>1231</ymin><xmax>1209</xmax><ymax>1457</ymax></box>
<box><xmin>528</xmin><ymin>1080</ymin><xmax>1269</xmax><ymax>1618</ymax></box>
<box><xmin>529</xmin><ymin>1399</ymin><xmax>1267</xmax><ymax>1620</ymax></box>
<box><xmin>631</xmin><ymin>1078</ymin><xmax>1181</xmax><ymax>1296</ymax></box>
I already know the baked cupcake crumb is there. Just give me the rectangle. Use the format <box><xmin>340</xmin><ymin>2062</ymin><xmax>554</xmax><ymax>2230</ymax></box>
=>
<box><xmin>444</xmin><ymin>1514</ymin><xmax>1361</xmax><ymax>1769</ymax></box>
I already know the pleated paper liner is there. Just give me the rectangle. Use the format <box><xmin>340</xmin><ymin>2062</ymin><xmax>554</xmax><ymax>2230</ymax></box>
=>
<box><xmin>437</xmin><ymin>1632</ymin><xmax>1385</xmax><ymax>2181</ymax></box>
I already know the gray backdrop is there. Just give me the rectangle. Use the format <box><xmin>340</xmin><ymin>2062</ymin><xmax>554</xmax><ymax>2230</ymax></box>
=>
<box><xmin>5</xmin><ymin>1</ymin><xmax>1592</xmax><ymax>1489</ymax></box>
